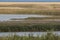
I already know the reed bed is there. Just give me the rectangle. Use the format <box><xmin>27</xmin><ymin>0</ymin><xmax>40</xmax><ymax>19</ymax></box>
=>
<box><xmin>0</xmin><ymin>22</ymin><xmax>60</xmax><ymax>32</ymax></box>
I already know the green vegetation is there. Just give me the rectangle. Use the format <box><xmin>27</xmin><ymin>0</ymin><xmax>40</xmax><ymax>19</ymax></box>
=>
<box><xmin>0</xmin><ymin>22</ymin><xmax>60</xmax><ymax>32</ymax></box>
<box><xmin>0</xmin><ymin>32</ymin><xmax>60</xmax><ymax>40</ymax></box>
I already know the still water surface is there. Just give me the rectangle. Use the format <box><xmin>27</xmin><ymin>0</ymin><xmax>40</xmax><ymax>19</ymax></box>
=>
<box><xmin>0</xmin><ymin>14</ymin><xmax>52</xmax><ymax>21</ymax></box>
<box><xmin>0</xmin><ymin>32</ymin><xmax>60</xmax><ymax>37</ymax></box>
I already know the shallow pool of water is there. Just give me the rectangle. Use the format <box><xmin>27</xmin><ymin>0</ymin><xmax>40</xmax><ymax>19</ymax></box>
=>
<box><xmin>0</xmin><ymin>14</ymin><xmax>52</xmax><ymax>21</ymax></box>
<box><xmin>0</xmin><ymin>31</ymin><xmax>60</xmax><ymax>37</ymax></box>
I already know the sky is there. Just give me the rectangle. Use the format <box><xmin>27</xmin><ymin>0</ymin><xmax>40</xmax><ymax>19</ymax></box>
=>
<box><xmin>0</xmin><ymin>0</ymin><xmax>60</xmax><ymax>2</ymax></box>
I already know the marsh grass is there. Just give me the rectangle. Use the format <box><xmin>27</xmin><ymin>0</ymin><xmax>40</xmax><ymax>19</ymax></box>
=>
<box><xmin>0</xmin><ymin>22</ymin><xmax>60</xmax><ymax>32</ymax></box>
<box><xmin>0</xmin><ymin>8</ymin><xmax>60</xmax><ymax>15</ymax></box>
<box><xmin>0</xmin><ymin>4</ymin><xmax>60</xmax><ymax>15</ymax></box>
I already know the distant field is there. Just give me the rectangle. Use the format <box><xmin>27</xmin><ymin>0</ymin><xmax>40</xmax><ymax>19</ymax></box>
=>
<box><xmin>0</xmin><ymin>2</ymin><xmax>60</xmax><ymax>15</ymax></box>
